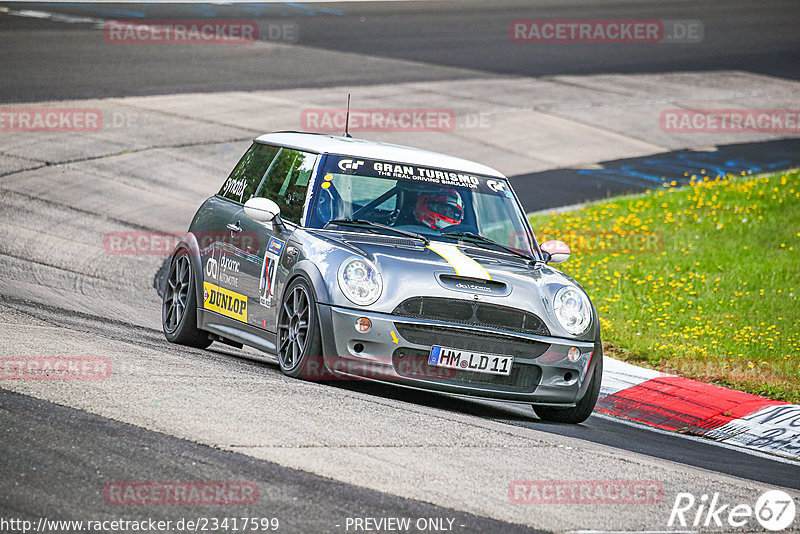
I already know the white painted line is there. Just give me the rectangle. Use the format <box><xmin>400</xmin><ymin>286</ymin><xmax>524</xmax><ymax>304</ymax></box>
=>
<box><xmin>569</xmin><ymin>531</ymin><xmax>699</xmax><ymax>534</ymax></box>
<box><xmin>600</xmin><ymin>356</ymin><xmax>667</xmax><ymax>398</ymax></box>
<box><xmin>3</xmin><ymin>0</ymin><xmax>434</xmax><ymax>3</ymax></box>
<box><xmin>0</xmin><ymin>7</ymin><xmax>104</xmax><ymax>25</ymax></box>
<box><xmin>569</xmin><ymin>531</ymin><xmax>698</xmax><ymax>534</ymax></box>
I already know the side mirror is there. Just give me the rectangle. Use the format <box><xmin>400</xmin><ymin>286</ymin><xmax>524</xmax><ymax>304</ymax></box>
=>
<box><xmin>244</xmin><ymin>197</ymin><xmax>285</xmax><ymax>233</ymax></box>
<box><xmin>244</xmin><ymin>197</ymin><xmax>279</xmax><ymax>222</ymax></box>
<box><xmin>540</xmin><ymin>240</ymin><xmax>571</xmax><ymax>264</ymax></box>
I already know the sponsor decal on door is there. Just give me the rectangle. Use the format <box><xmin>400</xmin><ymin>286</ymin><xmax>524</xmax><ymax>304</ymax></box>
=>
<box><xmin>203</xmin><ymin>282</ymin><xmax>248</xmax><ymax>322</ymax></box>
<box><xmin>259</xmin><ymin>237</ymin><xmax>285</xmax><ymax>308</ymax></box>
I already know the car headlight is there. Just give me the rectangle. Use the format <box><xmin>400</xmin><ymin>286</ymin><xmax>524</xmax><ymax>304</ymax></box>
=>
<box><xmin>553</xmin><ymin>286</ymin><xmax>592</xmax><ymax>336</ymax></box>
<box><xmin>338</xmin><ymin>257</ymin><xmax>382</xmax><ymax>306</ymax></box>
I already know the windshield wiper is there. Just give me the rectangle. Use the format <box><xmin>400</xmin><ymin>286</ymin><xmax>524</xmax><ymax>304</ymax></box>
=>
<box><xmin>441</xmin><ymin>231</ymin><xmax>535</xmax><ymax>263</ymax></box>
<box><xmin>324</xmin><ymin>218</ymin><xmax>430</xmax><ymax>245</ymax></box>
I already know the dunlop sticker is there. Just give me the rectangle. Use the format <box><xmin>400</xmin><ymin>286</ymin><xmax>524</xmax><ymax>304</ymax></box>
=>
<box><xmin>203</xmin><ymin>282</ymin><xmax>248</xmax><ymax>322</ymax></box>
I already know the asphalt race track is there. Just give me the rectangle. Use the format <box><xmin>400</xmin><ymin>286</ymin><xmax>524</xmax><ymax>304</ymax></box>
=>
<box><xmin>0</xmin><ymin>389</ymin><xmax>540</xmax><ymax>534</ymax></box>
<box><xmin>1</xmin><ymin>0</ymin><xmax>799</xmax><ymax>102</ymax></box>
<box><xmin>1</xmin><ymin>2</ymin><xmax>799</xmax><ymax>533</ymax></box>
<box><xmin>513</xmin><ymin>138</ymin><xmax>800</xmax><ymax>211</ymax></box>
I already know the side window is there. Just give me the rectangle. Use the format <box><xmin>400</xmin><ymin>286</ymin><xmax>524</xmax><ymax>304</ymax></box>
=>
<box><xmin>218</xmin><ymin>143</ymin><xmax>280</xmax><ymax>203</ymax></box>
<box><xmin>256</xmin><ymin>148</ymin><xmax>317</xmax><ymax>224</ymax></box>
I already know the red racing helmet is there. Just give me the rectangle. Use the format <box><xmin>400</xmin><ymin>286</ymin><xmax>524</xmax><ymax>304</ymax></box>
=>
<box><xmin>415</xmin><ymin>189</ymin><xmax>464</xmax><ymax>230</ymax></box>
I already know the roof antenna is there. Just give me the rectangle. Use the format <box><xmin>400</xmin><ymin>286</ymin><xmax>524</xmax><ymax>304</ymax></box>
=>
<box><xmin>344</xmin><ymin>94</ymin><xmax>353</xmax><ymax>138</ymax></box>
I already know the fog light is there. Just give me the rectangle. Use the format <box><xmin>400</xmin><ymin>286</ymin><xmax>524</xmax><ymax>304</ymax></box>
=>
<box><xmin>567</xmin><ymin>347</ymin><xmax>581</xmax><ymax>362</ymax></box>
<box><xmin>355</xmin><ymin>317</ymin><xmax>372</xmax><ymax>333</ymax></box>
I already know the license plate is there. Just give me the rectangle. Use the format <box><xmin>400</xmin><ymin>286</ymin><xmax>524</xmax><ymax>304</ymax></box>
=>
<box><xmin>428</xmin><ymin>345</ymin><xmax>513</xmax><ymax>376</ymax></box>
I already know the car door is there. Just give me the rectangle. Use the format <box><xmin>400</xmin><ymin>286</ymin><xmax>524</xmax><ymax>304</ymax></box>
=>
<box><xmin>232</xmin><ymin>147</ymin><xmax>318</xmax><ymax>333</ymax></box>
<box><xmin>202</xmin><ymin>142</ymin><xmax>280</xmax><ymax>327</ymax></box>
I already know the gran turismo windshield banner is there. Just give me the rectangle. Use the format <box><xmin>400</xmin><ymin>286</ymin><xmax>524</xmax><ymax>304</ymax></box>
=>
<box><xmin>325</xmin><ymin>156</ymin><xmax>512</xmax><ymax>197</ymax></box>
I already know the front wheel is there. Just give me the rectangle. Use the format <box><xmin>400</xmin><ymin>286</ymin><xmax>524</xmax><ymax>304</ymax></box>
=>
<box><xmin>533</xmin><ymin>352</ymin><xmax>602</xmax><ymax>424</ymax></box>
<box><xmin>277</xmin><ymin>277</ymin><xmax>329</xmax><ymax>380</ymax></box>
<box><xmin>162</xmin><ymin>250</ymin><xmax>212</xmax><ymax>349</ymax></box>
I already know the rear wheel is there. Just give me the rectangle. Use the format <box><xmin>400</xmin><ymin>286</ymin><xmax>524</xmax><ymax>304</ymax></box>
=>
<box><xmin>162</xmin><ymin>250</ymin><xmax>212</xmax><ymax>349</ymax></box>
<box><xmin>277</xmin><ymin>278</ymin><xmax>329</xmax><ymax>380</ymax></box>
<box><xmin>533</xmin><ymin>352</ymin><xmax>602</xmax><ymax>424</ymax></box>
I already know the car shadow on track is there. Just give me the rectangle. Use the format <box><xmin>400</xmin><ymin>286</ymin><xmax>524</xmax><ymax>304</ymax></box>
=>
<box><xmin>219</xmin><ymin>344</ymin><xmax>540</xmax><ymax>421</ymax></box>
<box><xmin>321</xmin><ymin>373</ymin><xmax>563</xmax><ymax>425</ymax></box>
<box><xmin>326</xmin><ymin>379</ymin><xmax>594</xmax><ymax>429</ymax></box>
<box><xmin>213</xmin><ymin>341</ymin><xmax>594</xmax><ymax>429</ymax></box>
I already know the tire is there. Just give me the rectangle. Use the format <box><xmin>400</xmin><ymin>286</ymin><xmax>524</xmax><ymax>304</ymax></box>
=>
<box><xmin>533</xmin><ymin>351</ymin><xmax>603</xmax><ymax>424</ymax></box>
<box><xmin>162</xmin><ymin>250</ymin><xmax>212</xmax><ymax>349</ymax></box>
<box><xmin>277</xmin><ymin>277</ymin><xmax>330</xmax><ymax>380</ymax></box>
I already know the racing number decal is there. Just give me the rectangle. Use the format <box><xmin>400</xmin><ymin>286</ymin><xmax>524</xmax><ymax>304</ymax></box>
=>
<box><xmin>259</xmin><ymin>237</ymin><xmax>285</xmax><ymax>308</ymax></box>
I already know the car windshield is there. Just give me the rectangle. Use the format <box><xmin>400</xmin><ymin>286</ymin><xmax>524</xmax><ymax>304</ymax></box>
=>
<box><xmin>307</xmin><ymin>156</ymin><xmax>536</xmax><ymax>256</ymax></box>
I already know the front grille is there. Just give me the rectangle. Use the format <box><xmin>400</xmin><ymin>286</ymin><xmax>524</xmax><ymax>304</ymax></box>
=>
<box><xmin>392</xmin><ymin>348</ymin><xmax>541</xmax><ymax>392</ymax></box>
<box><xmin>393</xmin><ymin>297</ymin><xmax>549</xmax><ymax>336</ymax></box>
<box><xmin>394</xmin><ymin>323</ymin><xmax>549</xmax><ymax>360</ymax></box>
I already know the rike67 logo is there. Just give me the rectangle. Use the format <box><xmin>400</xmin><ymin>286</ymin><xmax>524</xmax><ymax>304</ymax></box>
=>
<box><xmin>669</xmin><ymin>490</ymin><xmax>796</xmax><ymax>531</ymax></box>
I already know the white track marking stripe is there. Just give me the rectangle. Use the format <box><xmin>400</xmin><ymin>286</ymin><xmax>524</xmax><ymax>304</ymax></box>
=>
<box><xmin>427</xmin><ymin>242</ymin><xmax>491</xmax><ymax>280</ymax></box>
<box><xmin>599</xmin><ymin>357</ymin><xmax>668</xmax><ymax>398</ymax></box>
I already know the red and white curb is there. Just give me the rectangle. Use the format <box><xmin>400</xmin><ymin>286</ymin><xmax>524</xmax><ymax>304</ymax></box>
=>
<box><xmin>598</xmin><ymin>357</ymin><xmax>800</xmax><ymax>461</ymax></box>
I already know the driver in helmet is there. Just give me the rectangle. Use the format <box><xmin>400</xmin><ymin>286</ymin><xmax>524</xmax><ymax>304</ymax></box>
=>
<box><xmin>414</xmin><ymin>188</ymin><xmax>464</xmax><ymax>230</ymax></box>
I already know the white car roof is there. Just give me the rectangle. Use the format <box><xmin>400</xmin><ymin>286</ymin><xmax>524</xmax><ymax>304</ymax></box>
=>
<box><xmin>254</xmin><ymin>132</ymin><xmax>506</xmax><ymax>178</ymax></box>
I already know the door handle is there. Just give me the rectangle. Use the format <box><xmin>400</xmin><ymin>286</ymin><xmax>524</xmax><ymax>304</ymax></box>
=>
<box><xmin>227</xmin><ymin>222</ymin><xmax>242</xmax><ymax>233</ymax></box>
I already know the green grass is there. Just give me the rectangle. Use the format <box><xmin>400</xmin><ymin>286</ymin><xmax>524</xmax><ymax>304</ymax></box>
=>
<box><xmin>530</xmin><ymin>169</ymin><xmax>800</xmax><ymax>403</ymax></box>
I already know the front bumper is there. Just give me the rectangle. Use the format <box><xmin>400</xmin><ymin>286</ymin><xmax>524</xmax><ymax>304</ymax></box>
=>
<box><xmin>318</xmin><ymin>304</ymin><xmax>598</xmax><ymax>405</ymax></box>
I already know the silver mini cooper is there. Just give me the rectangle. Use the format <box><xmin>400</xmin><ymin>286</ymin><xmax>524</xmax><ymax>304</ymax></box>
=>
<box><xmin>162</xmin><ymin>132</ymin><xmax>602</xmax><ymax>423</ymax></box>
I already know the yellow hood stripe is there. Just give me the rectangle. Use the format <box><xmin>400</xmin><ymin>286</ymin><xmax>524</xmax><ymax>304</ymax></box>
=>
<box><xmin>427</xmin><ymin>242</ymin><xmax>491</xmax><ymax>280</ymax></box>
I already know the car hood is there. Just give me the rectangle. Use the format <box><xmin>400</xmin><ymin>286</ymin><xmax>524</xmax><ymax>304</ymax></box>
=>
<box><xmin>302</xmin><ymin>230</ymin><xmax>593</xmax><ymax>340</ymax></box>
